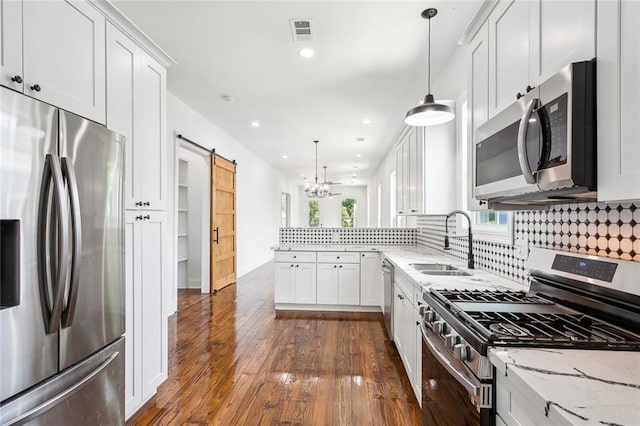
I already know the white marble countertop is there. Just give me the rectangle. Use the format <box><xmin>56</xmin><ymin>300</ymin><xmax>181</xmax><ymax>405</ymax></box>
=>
<box><xmin>272</xmin><ymin>244</ymin><xmax>394</xmax><ymax>252</ymax></box>
<box><xmin>490</xmin><ymin>348</ymin><xmax>640</xmax><ymax>425</ymax></box>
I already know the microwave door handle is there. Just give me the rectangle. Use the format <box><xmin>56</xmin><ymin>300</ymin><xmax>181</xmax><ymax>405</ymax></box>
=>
<box><xmin>517</xmin><ymin>99</ymin><xmax>538</xmax><ymax>184</ymax></box>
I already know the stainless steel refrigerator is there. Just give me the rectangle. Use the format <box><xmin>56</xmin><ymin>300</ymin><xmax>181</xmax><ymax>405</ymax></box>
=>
<box><xmin>0</xmin><ymin>87</ymin><xmax>125</xmax><ymax>424</ymax></box>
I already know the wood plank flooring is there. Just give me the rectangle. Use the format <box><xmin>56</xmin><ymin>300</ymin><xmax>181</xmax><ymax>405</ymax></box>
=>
<box><xmin>127</xmin><ymin>261</ymin><xmax>421</xmax><ymax>425</ymax></box>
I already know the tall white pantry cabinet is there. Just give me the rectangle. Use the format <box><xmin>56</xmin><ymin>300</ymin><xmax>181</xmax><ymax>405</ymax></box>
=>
<box><xmin>1</xmin><ymin>0</ymin><xmax>176</xmax><ymax>420</ymax></box>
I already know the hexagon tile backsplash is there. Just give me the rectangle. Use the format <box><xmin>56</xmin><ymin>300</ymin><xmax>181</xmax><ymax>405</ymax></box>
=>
<box><xmin>417</xmin><ymin>202</ymin><xmax>640</xmax><ymax>285</ymax></box>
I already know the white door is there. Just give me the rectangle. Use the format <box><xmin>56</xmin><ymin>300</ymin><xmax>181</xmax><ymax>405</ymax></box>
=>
<box><xmin>401</xmin><ymin>298</ymin><xmax>414</xmax><ymax>381</ymax></box>
<box><xmin>337</xmin><ymin>264</ymin><xmax>360</xmax><ymax>305</ymax></box>
<box><xmin>0</xmin><ymin>0</ymin><xmax>22</xmax><ymax>91</ymax></box>
<box><xmin>136</xmin><ymin>55</ymin><xmax>167</xmax><ymax>210</ymax></box>
<box><xmin>139</xmin><ymin>212</ymin><xmax>167</xmax><ymax>400</ymax></box>
<box><xmin>106</xmin><ymin>23</ymin><xmax>140</xmax><ymax>210</ymax></box>
<box><xmin>316</xmin><ymin>264</ymin><xmax>338</xmax><ymax>304</ymax></box>
<box><xmin>393</xmin><ymin>286</ymin><xmax>404</xmax><ymax>351</ymax></box>
<box><xmin>294</xmin><ymin>263</ymin><xmax>317</xmax><ymax>304</ymax></box>
<box><xmin>597</xmin><ymin>0</ymin><xmax>640</xmax><ymax>202</ymax></box>
<box><xmin>124</xmin><ymin>212</ymin><xmax>142</xmax><ymax>416</ymax></box>
<box><xmin>413</xmin><ymin>307</ymin><xmax>422</xmax><ymax>403</ymax></box>
<box><xmin>488</xmin><ymin>0</ymin><xmax>530</xmax><ymax>117</ymax></box>
<box><xmin>274</xmin><ymin>263</ymin><xmax>295</xmax><ymax>303</ymax></box>
<box><xmin>22</xmin><ymin>0</ymin><xmax>105</xmax><ymax>123</ymax></box>
<box><xmin>529</xmin><ymin>0</ymin><xmax>595</xmax><ymax>85</ymax></box>
<box><xmin>360</xmin><ymin>253</ymin><xmax>381</xmax><ymax>307</ymax></box>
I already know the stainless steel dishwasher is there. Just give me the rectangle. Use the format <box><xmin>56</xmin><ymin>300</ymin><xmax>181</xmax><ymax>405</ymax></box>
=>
<box><xmin>381</xmin><ymin>259</ymin><xmax>394</xmax><ymax>340</ymax></box>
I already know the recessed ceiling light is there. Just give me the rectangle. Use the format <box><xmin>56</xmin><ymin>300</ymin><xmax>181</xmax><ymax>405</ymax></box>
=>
<box><xmin>352</xmin><ymin>174</ymin><xmax>357</xmax><ymax>178</ymax></box>
<box><xmin>299</xmin><ymin>48</ymin><xmax>315</xmax><ymax>58</ymax></box>
<box><xmin>282</xmin><ymin>154</ymin><xmax>288</xmax><ymax>159</ymax></box>
<box><xmin>353</xmin><ymin>165</ymin><xmax>359</xmax><ymax>169</ymax></box>
<box><xmin>250</xmin><ymin>121</ymin><xmax>260</xmax><ymax>127</ymax></box>
<box><xmin>356</xmin><ymin>154</ymin><xmax>361</xmax><ymax>158</ymax></box>
<box><xmin>221</xmin><ymin>94</ymin><xmax>234</xmax><ymax>102</ymax></box>
<box><xmin>362</xmin><ymin>119</ymin><xmax>372</xmax><ymax>125</ymax></box>
<box><xmin>356</xmin><ymin>137</ymin><xmax>365</xmax><ymax>142</ymax></box>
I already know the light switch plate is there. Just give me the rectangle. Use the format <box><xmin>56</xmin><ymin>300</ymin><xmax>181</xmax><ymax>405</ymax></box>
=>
<box><xmin>514</xmin><ymin>237</ymin><xmax>529</xmax><ymax>260</ymax></box>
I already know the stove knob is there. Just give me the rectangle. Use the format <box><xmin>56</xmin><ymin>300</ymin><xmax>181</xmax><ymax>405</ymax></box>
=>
<box><xmin>453</xmin><ymin>344</ymin><xmax>468</xmax><ymax>361</ymax></box>
<box><xmin>444</xmin><ymin>334</ymin><xmax>459</xmax><ymax>349</ymax></box>
<box><xmin>433</xmin><ymin>321</ymin><xmax>445</xmax><ymax>334</ymax></box>
<box><xmin>424</xmin><ymin>310</ymin><xmax>435</xmax><ymax>323</ymax></box>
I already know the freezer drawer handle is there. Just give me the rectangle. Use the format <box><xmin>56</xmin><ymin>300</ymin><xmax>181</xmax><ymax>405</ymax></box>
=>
<box><xmin>4</xmin><ymin>352</ymin><xmax>119</xmax><ymax>425</ymax></box>
<box><xmin>37</xmin><ymin>154</ymin><xmax>70</xmax><ymax>334</ymax></box>
<box><xmin>60</xmin><ymin>158</ymin><xmax>82</xmax><ymax>328</ymax></box>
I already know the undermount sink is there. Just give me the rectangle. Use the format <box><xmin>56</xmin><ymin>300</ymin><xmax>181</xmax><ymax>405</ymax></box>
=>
<box><xmin>409</xmin><ymin>263</ymin><xmax>473</xmax><ymax>277</ymax></box>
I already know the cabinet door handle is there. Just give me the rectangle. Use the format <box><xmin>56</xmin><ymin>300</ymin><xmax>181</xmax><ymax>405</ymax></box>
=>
<box><xmin>143</xmin><ymin>201</ymin><xmax>150</xmax><ymax>206</ymax></box>
<box><xmin>418</xmin><ymin>301</ymin><xmax>423</xmax><ymax>306</ymax></box>
<box><xmin>11</xmin><ymin>75</ymin><xmax>23</xmax><ymax>83</ymax></box>
<box><xmin>411</xmin><ymin>209</ymin><xmax>418</xmax><ymax>212</ymax></box>
<box><xmin>213</xmin><ymin>227</ymin><xmax>219</xmax><ymax>244</ymax></box>
<box><xmin>136</xmin><ymin>215</ymin><xmax>143</xmax><ymax>220</ymax></box>
<box><xmin>516</xmin><ymin>92</ymin><xmax>523</xmax><ymax>100</ymax></box>
<box><xmin>135</xmin><ymin>201</ymin><xmax>143</xmax><ymax>207</ymax></box>
<box><xmin>30</xmin><ymin>84</ymin><xmax>41</xmax><ymax>92</ymax></box>
<box><xmin>143</xmin><ymin>215</ymin><xmax>150</xmax><ymax>220</ymax></box>
<box><xmin>416</xmin><ymin>321</ymin><xmax>420</xmax><ymax>326</ymax></box>
<box><xmin>526</xmin><ymin>85</ymin><xmax>535</xmax><ymax>93</ymax></box>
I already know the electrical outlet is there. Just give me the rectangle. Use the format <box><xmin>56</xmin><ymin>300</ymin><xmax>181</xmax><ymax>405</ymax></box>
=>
<box><xmin>514</xmin><ymin>237</ymin><xmax>529</xmax><ymax>260</ymax></box>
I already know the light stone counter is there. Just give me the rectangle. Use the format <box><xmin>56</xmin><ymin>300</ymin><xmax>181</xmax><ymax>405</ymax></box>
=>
<box><xmin>489</xmin><ymin>348</ymin><xmax>640</xmax><ymax>426</ymax></box>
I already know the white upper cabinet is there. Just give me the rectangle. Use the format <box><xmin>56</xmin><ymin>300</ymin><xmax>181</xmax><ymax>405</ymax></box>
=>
<box><xmin>0</xmin><ymin>0</ymin><xmax>23</xmax><ymax>92</ymax></box>
<box><xmin>396</xmin><ymin>113</ymin><xmax>456</xmax><ymax>216</ymax></box>
<box><xmin>485</xmin><ymin>0</ymin><xmax>595</xmax><ymax>119</ymax></box>
<box><xmin>597</xmin><ymin>0</ymin><xmax>640</xmax><ymax>202</ymax></box>
<box><xmin>22</xmin><ymin>0</ymin><xmax>106</xmax><ymax>123</ymax></box>
<box><xmin>488</xmin><ymin>0</ymin><xmax>530</xmax><ymax>117</ymax></box>
<box><xmin>107</xmin><ymin>23</ymin><xmax>167</xmax><ymax>211</ymax></box>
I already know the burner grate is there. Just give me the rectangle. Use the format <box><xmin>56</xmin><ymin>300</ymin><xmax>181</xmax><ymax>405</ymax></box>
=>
<box><xmin>469</xmin><ymin>311</ymin><xmax>640</xmax><ymax>345</ymax></box>
<box><xmin>436</xmin><ymin>289</ymin><xmax>551</xmax><ymax>304</ymax></box>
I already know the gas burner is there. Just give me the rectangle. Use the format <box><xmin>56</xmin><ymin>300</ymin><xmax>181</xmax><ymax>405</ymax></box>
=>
<box><xmin>435</xmin><ymin>289</ymin><xmax>552</xmax><ymax>304</ymax></box>
<box><xmin>489</xmin><ymin>322</ymin><xmax>530</xmax><ymax>337</ymax></box>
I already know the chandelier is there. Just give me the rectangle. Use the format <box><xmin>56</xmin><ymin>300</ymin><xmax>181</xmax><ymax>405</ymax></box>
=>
<box><xmin>304</xmin><ymin>141</ymin><xmax>339</xmax><ymax>198</ymax></box>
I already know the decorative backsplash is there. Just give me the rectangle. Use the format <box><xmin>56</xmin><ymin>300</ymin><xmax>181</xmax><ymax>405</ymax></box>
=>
<box><xmin>417</xmin><ymin>202</ymin><xmax>640</xmax><ymax>285</ymax></box>
<box><xmin>279</xmin><ymin>228</ymin><xmax>417</xmax><ymax>245</ymax></box>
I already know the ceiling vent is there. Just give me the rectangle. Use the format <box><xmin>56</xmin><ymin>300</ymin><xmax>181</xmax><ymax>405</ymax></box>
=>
<box><xmin>290</xmin><ymin>19</ymin><xmax>313</xmax><ymax>43</ymax></box>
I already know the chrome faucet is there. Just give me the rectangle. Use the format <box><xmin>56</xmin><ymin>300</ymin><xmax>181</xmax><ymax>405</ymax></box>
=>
<box><xmin>444</xmin><ymin>210</ymin><xmax>475</xmax><ymax>269</ymax></box>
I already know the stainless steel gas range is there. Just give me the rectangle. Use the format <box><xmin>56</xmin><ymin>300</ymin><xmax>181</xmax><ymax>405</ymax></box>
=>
<box><xmin>420</xmin><ymin>247</ymin><xmax>640</xmax><ymax>426</ymax></box>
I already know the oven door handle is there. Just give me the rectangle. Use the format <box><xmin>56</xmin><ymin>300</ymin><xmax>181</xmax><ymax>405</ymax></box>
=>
<box><xmin>421</xmin><ymin>323</ymin><xmax>482</xmax><ymax>397</ymax></box>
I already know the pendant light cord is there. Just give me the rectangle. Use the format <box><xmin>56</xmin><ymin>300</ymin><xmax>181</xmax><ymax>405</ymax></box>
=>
<box><xmin>314</xmin><ymin>141</ymin><xmax>318</xmax><ymax>184</ymax></box>
<box><xmin>427</xmin><ymin>14</ymin><xmax>431</xmax><ymax>95</ymax></box>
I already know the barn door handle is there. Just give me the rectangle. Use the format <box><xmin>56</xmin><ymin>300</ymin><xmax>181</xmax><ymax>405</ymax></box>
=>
<box><xmin>214</xmin><ymin>227</ymin><xmax>219</xmax><ymax>244</ymax></box>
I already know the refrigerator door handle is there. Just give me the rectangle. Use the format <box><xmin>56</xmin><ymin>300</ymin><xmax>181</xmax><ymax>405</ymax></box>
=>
<box><xmin>60</xmin><ymin>158</ymin><xmax>82</xmax><ymax>328</ymax></box>
<box><xmin>2</xmin><ymin>352</ymin><xmax>119</xmax><ymax>425</ymax></box>
<box><xmin>37</xmin><ymin>154</ymin><xmax>70</xmax><ymax>334</ymax></box>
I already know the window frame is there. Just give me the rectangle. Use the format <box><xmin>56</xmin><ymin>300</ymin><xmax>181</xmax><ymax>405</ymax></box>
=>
<box><xmin>308</xmin><ymin>199</ymin><xmax>320</xmax><ymax>228</ymax></box>
<box><xmin>341</xmin><ymin>197</ymin><xmax>357</xmax><ymax>228</ymax></box>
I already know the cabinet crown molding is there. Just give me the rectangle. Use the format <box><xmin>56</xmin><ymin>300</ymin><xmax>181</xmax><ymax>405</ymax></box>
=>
<box><xmin>91</xmin><ymin>0</ymin><xmax>176</xmax><ymax>68</ymax></box>
<box><xmin>459</xmin><ymin>0</ymin><xmax>499</xmax><ymax>45</ymax></box>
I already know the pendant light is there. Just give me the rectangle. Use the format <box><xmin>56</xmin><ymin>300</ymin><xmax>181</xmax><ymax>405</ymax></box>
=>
<box><xmin>404</xmin><ymin>8</ymin><xmax>455</xmax><ymax>127</ymax></box>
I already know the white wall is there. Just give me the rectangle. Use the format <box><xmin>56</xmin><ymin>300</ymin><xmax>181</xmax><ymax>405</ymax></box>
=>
<box><xmin>370</xmin><ymin>45</ymin><xmax>469</xmax><ymax>227</ymax></box>
<box><xmin>294</xmin><ymin>184</ymin><xmax>368</xmax><ymax>228</ymax></box>
<box><xmin>166</xmin><ymin>92</ymin><xmax>285</xmax><ymax>312</ymax></box>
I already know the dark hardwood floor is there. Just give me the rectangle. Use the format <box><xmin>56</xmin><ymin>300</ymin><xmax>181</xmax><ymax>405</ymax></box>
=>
<box><xmin>127</xmin><ymin>262</ymin><xmax>421</xmax><ymax>425</ymax></box>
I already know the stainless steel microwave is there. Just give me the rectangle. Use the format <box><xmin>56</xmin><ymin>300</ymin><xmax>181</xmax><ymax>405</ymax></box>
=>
<box><xmin>473</xmin><ymin>59</ymin><xmax>596</xmax><ymax>209</ymax></box>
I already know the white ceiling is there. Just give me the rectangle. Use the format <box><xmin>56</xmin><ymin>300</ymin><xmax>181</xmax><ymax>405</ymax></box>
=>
<box><xmin>113</xmin><ymin>1</ymin><xmax>480</xmax><ymax>185</ymax></box>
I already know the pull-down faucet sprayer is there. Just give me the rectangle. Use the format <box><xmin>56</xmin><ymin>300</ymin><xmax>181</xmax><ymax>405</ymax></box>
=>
<box><xmin>444</xmin><ymin>210</ymin><xmax>475</xmax><ymax>269</ymax></box>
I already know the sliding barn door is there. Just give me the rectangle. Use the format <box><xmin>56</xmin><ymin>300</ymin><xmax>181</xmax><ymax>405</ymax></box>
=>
<box><xmin>210</xmin><ymin>154</ymin><xmax>236</xmax><ymax>291</ymax></box>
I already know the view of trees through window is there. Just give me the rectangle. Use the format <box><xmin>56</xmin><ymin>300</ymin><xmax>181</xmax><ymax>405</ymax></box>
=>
<box><xmin>308</xmin><ymin>200</ymin><xmax>320</xmax><ymax>227</ymax></box>
<box><xmin>341</xmin><ymin>198</ymin><xmax>357</xmax><ymax>227</ymax></box>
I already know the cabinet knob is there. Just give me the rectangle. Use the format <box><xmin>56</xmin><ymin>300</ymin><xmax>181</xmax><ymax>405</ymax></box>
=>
<box><xmin>398</xmin><ymin>211</ymin><xmax>404</xmax><ymax>214</ymax></box>
<box><xmin>143</xmin><ymin>215</ymin><xmax>150</xmax><ymax>220</ymax></box>
<box><xmin>416</xmin><ymin>321</ymin><xmax>420</xmax><ymax>326</ymax></box>
<box><xmin>290</xmin><ymin>264</ymin><xmax>294</xmax><ymax>268</ymax></box>
<box><xmin>516</xmin><ymin>92</ymin><xmax>523</xmax><ymax>100</ymax></box>
<box><xmin>136</xmin><ymin>215</ymin><xmax>143</xmax><ymax>220</ymax></box>
<box><xmin>411</xmin><ymin>209</ymin><xmax>418</xmax><ymax>213</ymax></box>
<box><xmin>296</xmin><ymin>265</ymin><xmax>299</xmax><ymax>268</ymax></box>
<box><xmin>136</xmin><ymin>201</ymin><xmax>143</xmax><ymax>207</ymax></box>
<box><xmin>143</xmin><ymin>201</ymin><xmax>150</xmax><ymax>206</ymax></box>
<box><xmin>479</xmin><ymin>200</ymin><xmax>486</xmax><ymax>206</ymax></box>
<box><xmin>11</xmin><ymin>75</ymin><xmax>23</xmax><ymax>83</ymax></box>
<box><xmin>339</xmin><ymin>265</ymin><xmax>342</xmax><ymax>268</ymax></box>
<box><xmin>526</xmin><ymin>85</ymin><xmax>535</xmax><ymax>93</ymax></box>
<box><xmin>293</xmin><ymin>255</ymin><xmax>297</xmax><ymax>258</ymax></box>
<box><xmin>417</xmin><ymin>301</ymin><xmax>423</xmax><ymax>306</ymax></box>
<box><xmin>334</xmin><ymin>265</ymin><xmax>337</xmax><ymax>268</ymax></box>
<box><xmin>337</xmin><ymin>256</ymin><xmax>340</xmax><ymax>259</ymax></box>
<box><xmin>30</xmin><ymin>84</ymin><xmax>41</xmax><ymax>92</ymax></box>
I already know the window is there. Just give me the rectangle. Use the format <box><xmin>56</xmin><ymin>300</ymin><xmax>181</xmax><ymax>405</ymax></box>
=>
<box><xmin>280</xmin><ymin>192</ymin><xmax>290</xmax><ymax>227</ymax></box>
<box><xmin>308</xmin><ymin>200</ymin><xmax>320</xmax><ymax>227</ymax></box>
<box><xmin>377</xmin><ymin>183</ymin><xmax>382</xmax><ymax>228</ymax></box>
<box><xmin>457</xmin><ymin>95</ymin><xmax>513</xmax><ymax>244</ymax></box>
<box><xmin>341</xmin><ymin>198</ymin><xmax>357</xmax><ymax>227</ymax></box>
<box><xmin>390</xmin><ymin>171</ymin><xmax>397</xmax><ymax>227</ymax></box>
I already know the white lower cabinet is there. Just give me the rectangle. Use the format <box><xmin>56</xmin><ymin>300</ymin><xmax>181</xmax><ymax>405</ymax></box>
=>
<box><xmin>124</xmin><ymin>211</ymin><xmax>168</xmax><ymax>418</ymax></box>
<box><xmin>393</xmin><ymin>280</ymin><xmax>422</xmax><ymax>405</ymax></box>
<box><xmin>274</xmin><ymin>262</ymin><xmax>317</xmax><ymax>304</ymax></box>
<box><xmin>360</xmin><ymin>252</ymin><xmax>382</xmax><ymax>307</ymax></box>
<box><xmin>317</xmin><ymin>263</ymin><xmax>360</xmax><ymax>305</ymax></box>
